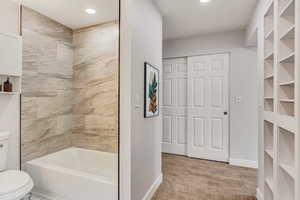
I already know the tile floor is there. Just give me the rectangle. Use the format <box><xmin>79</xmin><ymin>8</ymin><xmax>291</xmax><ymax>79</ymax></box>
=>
<box><xmin>152</xmin><ymin>154</ymin><xmax>258</xmax><ymax>200</ymax></box>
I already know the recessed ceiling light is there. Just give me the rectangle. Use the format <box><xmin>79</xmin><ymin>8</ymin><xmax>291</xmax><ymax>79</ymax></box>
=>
<box><xmin>85</xmin><ymin>8</ymin><xmax>96</xmax><ymax>15</ymax></box>
<box><xmin>200</xmin><ymin>0</ymin><xmax>211</xmax><ymax>3</ymax></box>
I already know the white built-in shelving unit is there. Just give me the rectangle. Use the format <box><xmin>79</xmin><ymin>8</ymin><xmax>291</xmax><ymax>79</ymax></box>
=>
<box><xmin>0</xmin><ymin>32</ymin><xmax>22</xmax><ymax>95</ymax></box>
<box><xmin>263</xmin><ymin>0</ymin><xmax>299</xmax><ymax>199</ymax></box>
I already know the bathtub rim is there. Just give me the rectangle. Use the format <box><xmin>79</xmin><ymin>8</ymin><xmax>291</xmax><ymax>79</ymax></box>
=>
<box><xmin>25</xmin><ymin>147</ymin><xmax>118</xmax><ymax>186</ymax></box>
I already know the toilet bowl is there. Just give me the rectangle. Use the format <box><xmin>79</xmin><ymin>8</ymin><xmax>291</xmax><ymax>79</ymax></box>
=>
<box><xmin>0</xmin><ymin>131</ymin><xmax>34</xmax><ymax>200</ymax></box>
<box><xmin>0</xmin><ymin>170</ymin><xmax>34</xmax><ymax>200</ymax></box>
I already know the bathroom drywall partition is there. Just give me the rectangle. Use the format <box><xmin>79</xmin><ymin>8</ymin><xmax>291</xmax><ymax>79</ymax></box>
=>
<box><xmin>21</xmin><ymin>7</ymin><xmax>74</xmax><ymax>163</ymax></box>
<box><xmin>72</xmin><ymin>22</ymin><xmax>119</xmax><ymax>153</ymax></box>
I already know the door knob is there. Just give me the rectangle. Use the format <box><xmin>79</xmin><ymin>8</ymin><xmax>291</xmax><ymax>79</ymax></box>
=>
<box><xmin>224</xmin><ymin>112</ymin><xmax>228</xmax><ymax>115</ymax></box>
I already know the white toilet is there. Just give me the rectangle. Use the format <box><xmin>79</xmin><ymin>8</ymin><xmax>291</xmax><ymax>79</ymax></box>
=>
<box><xmin>0</xmin><ymin>131</ymin><xmax>34</xmax><ymax>200</ymax></box>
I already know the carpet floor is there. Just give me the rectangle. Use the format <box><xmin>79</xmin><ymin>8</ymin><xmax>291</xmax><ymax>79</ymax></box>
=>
<box><xmin>152</xmin><ymin>154</ymin><xmax>257</xmax><ymax>200</ymax></box>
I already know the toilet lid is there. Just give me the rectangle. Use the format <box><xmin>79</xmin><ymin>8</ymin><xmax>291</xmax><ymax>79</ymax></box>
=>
<box><xmin>0</xmin><ymin>170</ymin><xmax>32</xmax><ymax>195</ymax></box>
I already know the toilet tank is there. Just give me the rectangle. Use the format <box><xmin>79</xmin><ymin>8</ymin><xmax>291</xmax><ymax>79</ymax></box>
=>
<box><xmin>0</xmin><ymin>131</ymin><xmax>11</xmax><ymax>171</ymax></box>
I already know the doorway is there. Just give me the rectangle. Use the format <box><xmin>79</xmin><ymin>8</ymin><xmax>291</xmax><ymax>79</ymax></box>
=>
<box><xmin>162</xmin><ymin>53</ymin><xmax>230</xmax><ymax>162</ymax></box>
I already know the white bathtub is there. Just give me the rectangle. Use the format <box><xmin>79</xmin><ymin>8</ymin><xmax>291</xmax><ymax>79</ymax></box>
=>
<box><xmin>25</xmin><ymin>147</ymin><xmax>118</xmax><ymax>200</ymax></box>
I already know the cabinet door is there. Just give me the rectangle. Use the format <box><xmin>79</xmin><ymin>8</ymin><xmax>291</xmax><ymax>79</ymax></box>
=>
<box><xmin>0</xmin><ymin>33</ymin><xmax>21</xmax><ymax>75</ymax></box>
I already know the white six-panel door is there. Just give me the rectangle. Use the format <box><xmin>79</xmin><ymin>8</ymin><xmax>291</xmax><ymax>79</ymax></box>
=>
<box><xmin>187</xmin><ymin>54</ymin><xmax>229</xmax><ymax>162</ymax></box>
<box><xmin>162</xmin><ymin>53</ymin><xmax>229</xmax><ymax>162</ymax></box>
<box><xmin>162</xmin><ymin>58</ymin><xmax>188</xmax><ymax>155</ymax></box>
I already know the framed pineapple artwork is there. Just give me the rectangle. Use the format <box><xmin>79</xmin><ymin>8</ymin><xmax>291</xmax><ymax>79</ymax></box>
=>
<box><xmin>144</xmin><ymin>62</ymin><xmax>159</xmax><ymax>118</ymax></box>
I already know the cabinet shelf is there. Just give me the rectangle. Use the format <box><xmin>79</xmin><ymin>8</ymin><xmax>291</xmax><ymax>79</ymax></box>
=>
<box><xmin>265</xmin><ymin>29</ymin><xmax>274</xmax><ymax>40</ymax></box>
<box><xmin>279</xmin><ymin>40</ymin><xmax>294</xmax><ymax>62</ymax></box>
<box><xmin>0</xmin><ymin>75</ymin><xmax>21</xmax><ymax>94</ymax></box>
<box><xmin>278</xmin><ymin>167</ymin><xmax>295</xmax><ymax>200</ymax></box>
<box><xmin>0</xmin><ymin>73</ymin><xmax>21</xmax><ymax>77</ymax></box>
<box><xmin>279</xmin><ymin>163</ymin><xmax>295</xmax><ymax>179</ymax></box>
<box><xmin>280</xmin><ymin>25</ymin><xmax>295</xmax><ymax>40</ymax></box>
<box><xmin>279</xmin><ymin>0</ymin><xmax>295</xmax><ymax>17</ymax></box>
<box><xmin>265</xmin><ymin>178</ymin><xmax>274</xmax><ymax>192</ymax></box>
<box><xmin>279</xmin><ymin>80</ymin><xmax>294</xmax><ymax>86</ymax></box>
<box><xmin>265</xmin><ymin>74</ymin><xmax>274</xmax><ymax>79</ymax></box>
<box><xmin>265</xmin><ymin>183</ymin><xmax>274</xmax><ymax>200</ymax></box>
<box><xmin>278</xmin><ymin>127</ymin><xmax>295</xmax><ymax>167</ymax></box>
<box><xmin>265</xmin><ymin>52</ymin><xmax>274</xmax><ymax>60</ymax></box>
<box><xmin>0</xmin><ymin>92</ymin><xmax>19</xmax><ymax>95</ymax></box>
<box><xmin>279</xmin><ymin>99</ymin><xmax>294</xmax><ymax>103</ymax></box>
<box><xmin>265</xmin><ymin>149</ymin><xmax>274</xmax><ymax>158</ymax></box>
<box><xmin>279</xmin><ymin>52</ymin><xmax>294</xmax><ymax>63</ymax></box>
<box><xmin>264</xmin><ymin>97</ymin><xmax>274</xmax><ymax>100</ymax></box>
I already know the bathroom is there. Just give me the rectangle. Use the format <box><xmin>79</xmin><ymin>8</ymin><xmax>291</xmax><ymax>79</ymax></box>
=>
<box><xmin>0</xmin><ymin>0</ymin><xmax>120</xmax><ymax>199</ymax></box>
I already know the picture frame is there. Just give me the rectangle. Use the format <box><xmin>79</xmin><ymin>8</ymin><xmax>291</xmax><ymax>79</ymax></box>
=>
<box><xmin>144</xmin><ymin>62</ymin><xmax>160</xmax><ymax>118</ymax></box>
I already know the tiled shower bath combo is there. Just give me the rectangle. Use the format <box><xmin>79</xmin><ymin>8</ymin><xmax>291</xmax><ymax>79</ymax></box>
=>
<box><xmin>20</xmin><ymin>7</ymin><xmax>119</xmax><ymax>200</ymax></box>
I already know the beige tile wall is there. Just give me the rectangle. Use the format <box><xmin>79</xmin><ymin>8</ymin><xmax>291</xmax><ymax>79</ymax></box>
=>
<box><xmin>21</xmin><ymin>7</ymin><xmax>74</xmax><ymax>163</ymax></box>
<box><xmin>72</xmin><ymin>22</ymin><xmax>119</xmax><ymax>153</ymax></box>
<box><xmin>21</xmin><ymin>7</ymin><xmax>119</xmax><ymax>163</ymax></box>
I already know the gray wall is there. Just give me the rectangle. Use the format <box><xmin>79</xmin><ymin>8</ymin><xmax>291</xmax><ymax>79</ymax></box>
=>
<box><xmin>130</xmin><ymin>0</ymin><xmax>163</xmax><ymax>199</ymax></box>
<box><xmin>163</xmin><ymin>30</ymin><xmax>259</xmax><ymax>166</ymax></box>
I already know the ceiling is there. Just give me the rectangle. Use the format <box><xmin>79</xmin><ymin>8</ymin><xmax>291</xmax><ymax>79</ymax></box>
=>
<box><xmin>153</xmin><ymin>0</ymin><xmax>258</xmax><ymax>40</ymax></box>
<box><xmin>21</xmin><ymin>0</ymin><xmax>119</xmax><ymax>29</ymax></box>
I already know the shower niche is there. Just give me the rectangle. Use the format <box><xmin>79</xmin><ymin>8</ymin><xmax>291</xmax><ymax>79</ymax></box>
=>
<box><xmin>20</xmin><ymin>1</ymin><xmax>120</xmax><ymax>200</ymax></box>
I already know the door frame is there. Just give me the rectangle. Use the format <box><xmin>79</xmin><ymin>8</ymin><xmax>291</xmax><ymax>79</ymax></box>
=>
<box><xmin>162</xmin><ymin>51</ymin><xmax>231</xmax><ymax>162</ymax></box>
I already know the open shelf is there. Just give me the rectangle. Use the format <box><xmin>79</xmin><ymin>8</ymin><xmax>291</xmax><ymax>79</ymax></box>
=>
<box><xmin>278</xmin><ymin>127</ymin><xmax>295</xmax><ymax>176</ymax></box>
<box><xmin>279</xmin><ymin>163</ymin><xmax>295</xmax><ymax>179</ymax></box>
<box><xmin>278</xmin><ymin>62</ymin><xmax>294</xmax><ymax>83</ymax></box>
<box><xmin>265</xmin><ymin>40</ymin><xmax>274</xmax><ymax>58</ymax></box>
<box><xmin>278</xmin><ymin>84</ymin><xmax>294</xmax><ymax>116</ymax></box>
<box><xmin>264</xmin><ymin>3</ymin><xmax>274</xmax><ymax>39</ymax></box>
<box><xmin>278</xmin><ymin>167</ymin><xmax>295</xmax><ymax>200</ymax></box>
<box><xmin>264</xmin><ymin>183</ymin><xmax>274</xmax><ymax>200</ymax></box>
<box><xmin>279</xmin><ymin>0</ymin><xmax>295</xmax><ymax>17</ymax></box>
<box><xmin>264</xmin><ymin>59</ymin><xmax>274</xmax><ymax>79</ymax></box>
<box><xmin>265</xmin><ymin>99</ymin><xmax>274</xmax><ymax>112</ymax></box>
<box><xmin>264</xmin><ymin>78</ymin><xmax>274</xmax><ymax>97</ymax></box>
<box><xmin>264</xmin><ymin>120</ymin><xmax>274</xmax><ymax>157</ymax></box>
<box><xmin>0</xmin><ymin>92</ymin><xmax>19</xmax><ymax>95</ymax></box>
<box><xmin>278</xmin><ymin>84</ymin><xmax>294</xmax><ymax>99</ymax></box>
<box><xmin>265</xmin><ymin>52</ymin><xmax>274</xmax><ymax>60</ymax></box>
<box><xmin>278</xmin><ymin>101</ymin><xmax>294</xmax><ymax>116</ymax></box>
<box><xmin>279</xmin><ymin>80</ymin><xmax>294</xmax><ymax>86</ymax></box>
<box><xmin>0</xmin><ymin>75</ymin><xmax>21</xmax><ymax>94</ymax></box>
<box><xmin>279</xmin><ymin>15</ymin><xmax>295</xmax><ymax>37</ymax></box>
<box><xmin>280</xmin><ymin>25</ymin><xmax>295</xmax><ymax>40</ymax></box>
<box><xmin>278</xmin><ymin>39</ymin><xmax>294</xmax><ymax>62</ymax></box>
<box><xmin>264</xmin><ymin>145</ymin><xmax>274</xmax><ymax>194</ymax></box>
<box><xmin>265</xmin><ymin>29</ymin><xmax>274</xmax><ymax>40</ymax></box>
<box><xmin>263</xmin><ymin>0</ymin><xmax>298</xmax><ymax>199</ymax></box>
<box><xmin>264</xmin><ymin>74</ymin><xmax>274</xmax><ymax>112</ymax></box>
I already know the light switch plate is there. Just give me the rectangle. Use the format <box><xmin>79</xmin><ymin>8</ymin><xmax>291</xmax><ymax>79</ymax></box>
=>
<box><xmin>235</xmin><ymin>96</ymin><xmax>242</xmax><ymax>103</ymax></box>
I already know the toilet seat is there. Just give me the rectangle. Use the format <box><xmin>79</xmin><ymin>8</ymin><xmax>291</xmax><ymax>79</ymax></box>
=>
<box><xmin>0</xmin><ymin>170</ymin><xmax>33</xmax><ymax>200</ymax></box>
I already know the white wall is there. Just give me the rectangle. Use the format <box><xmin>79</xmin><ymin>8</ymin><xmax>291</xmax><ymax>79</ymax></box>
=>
<box><xmin>163</xmin><ymin>30</ymin><xmax>259</xmax><ymax>167</ymax></box>
<box><xmin>130</xmin><ymin>0</ymin><xmax>163</xmax><ymax>200</ymax></box>
<box><xmin>0</xmin><ymin>0</ymin><xmax>20</xmax><ymax>170</ymax></box>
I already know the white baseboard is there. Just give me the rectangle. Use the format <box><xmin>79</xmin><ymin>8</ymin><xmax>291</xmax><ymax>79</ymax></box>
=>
<box><xmin>256</xmin><ymin>188</ymin><xmax>263</xmax><ymax>200</ymax></box>
<box><xmin>229</xmin><ymin>158</ymin><xmax>258</xmax><ymax>169</ymax></box>
<box><xmin>142</xmin><ymin>173</ymin><xmax>163</xmax><ymax>200</ymax></box>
